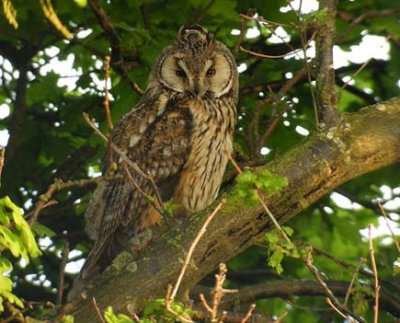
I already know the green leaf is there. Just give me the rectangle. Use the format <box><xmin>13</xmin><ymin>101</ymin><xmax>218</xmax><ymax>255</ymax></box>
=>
<box><xmin>74</xmin><ymin>0</ymin><xmax>87</xmax><ymax>7</ymax></box>
<box><xmin>0</xmin><ymin>275</ymin><xmax>13</xmax><ymax>292</ymax></box>
<box><xmin>31</xmin><ymin>223</ymin><xmax>56</xmax><ymax>238</ymax></box>
<box><xmin>0</xmin><ymin>290</ymin><xmax>24</xmax><ymax>308</ymax></box>
<box><xmin>104</xmin><ymin>306</ymin><xmax>134</xmax><ymax>323</ymax></box>
<box><xmin>0</xmin><ymin>257</ymin><xmax>12</xmax><ymax>274</ymax></box>
<box><xmin>142</xmin><ymin>298</ymin><xmax>193</xmax><ymax>321</ymax></box>
<box><xmin>0</xmin><ymin>226</ymin><xmax>23</xmax><ymax>258</ymax></box>
<box><xmin>263</xmin><ymin>227</ymin><xmax>299</xmax><ymax>274</ymax></box>
<box><xmin>229</xmin><ymin>170</ymin><xmax>287</xmax><ymax>206</ymax></box>
<box><xmin>0</xmin><ymin>196</ymin><xmax>41</xmax><ymax>259</ymax></box>
<box><xmin>62</xmin><ymin>315</ymin><xmax>75</xmax><ymax>323</ymax></box>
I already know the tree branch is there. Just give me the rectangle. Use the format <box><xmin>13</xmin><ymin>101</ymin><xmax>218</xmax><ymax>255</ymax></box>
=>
<box><xmin>88</xmin><ymin>0</ymin><xmax>144</xmax><ymax>96</ymax></box>
<box><xmin>61</xmin><ymin>96</ymin><xmax>400</xmax><ymax>321</ymax></box>
<box><xmin>193</xmin><ymin>280</ymin><xmax>400</xmax><ymax>318</ymax></box>
<box><xmin>4</xmin><ymin>61</ymin><xmax>28</xmax><ymax>163</ymax></box>
<box><xmin>315</xmin><ymin>0</ymin><xmax>341</xmax><ymax>127</ymax></box>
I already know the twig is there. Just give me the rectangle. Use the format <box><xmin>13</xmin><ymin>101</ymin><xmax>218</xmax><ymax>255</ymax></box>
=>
<box><xmin>240</xmin><ymin>46</ymin><xmax>297</xmax><ymax>59</ymax></box>
<box><xmin>217</xmin><ymin>311</ymin><xmax>227</xmax><ymax>323</ymax></box>
<box><xmin>257</xmin><ymin>69</ymin><xmax>307</xmax><ymax>148</ymax></box>
<box><xmin>326</xmin><ymin>298</ymin><xmax>348</xmax><ymax>320</ymax></box>
<box><xmin>29</xmin><ymin>182</ymin><xmax>57</xmax><ymax>226</ymax></box>
<box><xmin>306</xmin><ymin>249</ymin><xmax>363</xmax><ymax>322</ymax></box>
<box><xmin>199</xmin><ymin>293</ymin><xmax>214</xmax><ymax>314</ymax></box>
<box><xmin>0</xmin><ymin>147</ymin><xmax>5</xmax><ymax>186</ymax></box>
<box><xmin>301</xmin><ymin>30</ymin><xmax>319</xmax><ymax>126</ymax></box>
<box><xmin>83</xmin><ymin>113</ymin><xmax>148</xmax><ymax>180</ymax></box>
<box><xmin>120</xmin><ymin>163</ymin><xmax>166</xmax><ymax>222</ymax></box>
<box><xmin>257</xmin><ymin>192</ymin><xmax>291</xmax><ymax>243</ymax></box>
<box><xmin>211</xmin><ymin>263</ymin><xmax>228</xmax><ymax>321</ymax></box>
<box><xmin>339</xmin><ymin>35</ymin><xmax>390</xmax><ymax>95</ymax></box>
<box><xmin>240</xmin><ymin>303</ymin><xmax>256</xmax><ymax>323</ymax></box>
<box><xmin>189</xmin><ymin>0</ymin><xmax>215</xmax><ymax>25</ymax></box>
<box><xmin>56</xmin><ymin>241</ymin><xmax>70</xmax><ymax>306</ymax></box>
<box><xmin>233</xmin><ymin>10</ymin><xmax>254</xmax><ymax>56</ymax></box>
<box><xmin>239</xmin><ymin>13</ymin><xmax>289</xmax><ymax>27</ymax></box>
<box><xmin>299</xmin><ymin>242</ymin><xmax>400</xmax><ymax>294</ymax></box>
<box><xmin>274</xmin><ymin>311</ymin><xmax>288</xmax><ymax>323</ymax></box>
<box><xmin>91</xmin><ymin>297</ymin><xmax>105</xmax><ymax>323</ymax></box>
<box><xmin>377</xmin><ymin>201</ymin><xmax>400</xmax><ymax>254</ymax></box>
<box><xmin>239</xmin><ymin>26</ymin><xmax>317</xmax><ymax>59</ymax></box>
<box><xmin>284</xmin><ymin>1</ymin><xmax>320</xmax><ymax>126</ymax></box>
<box><xmin>28</xmin><ymin>177</ymin><xmax>108</xmax><ymax>226</ymax></box>
<box><xmin>82</xmin><ymin>113</ymin><xmax>165</xmax><ymax>214</ymax></box>
<box><xmin>170</xmin><ymin>200</ymin><xmax>225</xmax><ymax>300</ymax></box>
<box><xmin>165</xmin><ymin>285</ymin><xmax>193</xmax><ymax>323</ymax></box>
<box><xmin>344</xmin><ymin>258</ymin><xmax>366</xmax><ymax>307</ymax></box>
<box><xmin>369</xmin><ymin>225</ymin><xmax>380</xmax><ymax>323</ymax></box>
<box><xmin>103</xmin><ymin>55</ymin><xmax>113</xmax><ymax>130</ymax></box>
<box><xmin>199</xmin><ymin>263</ymin><xmax>233</xmax><ymax>322</ymax></box>
<box><xmin>337</xmin><ymin>9</ymin><xmax>400</xmax><ymax>40</ymax></box>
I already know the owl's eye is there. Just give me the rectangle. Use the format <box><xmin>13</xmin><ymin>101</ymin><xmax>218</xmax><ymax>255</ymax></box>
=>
<box><xmin>175</xmin><ymin>69</ymin><xmax>186</xmax><ymax>78</ymax></box>
<box><xmin>206</xmin><ymin>68</ymin><xmax>216</xmax><ymax>76</ymax></box>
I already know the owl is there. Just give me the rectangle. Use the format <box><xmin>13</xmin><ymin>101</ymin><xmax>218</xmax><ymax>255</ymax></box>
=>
<box><xmin>69</xmin><ymin>25</ymin><xmax>238</xmax><ymax>298</ymax></box>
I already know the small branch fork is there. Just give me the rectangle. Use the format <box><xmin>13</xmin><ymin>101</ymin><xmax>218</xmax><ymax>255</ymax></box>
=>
<box><xmin>199</xmin><ymin>263</ymin><xmax>255</xmax><ymax>323</ymax></box>
<box><xmin>306</xmin><ymin>249</ymin><xmax>364</xmax><ymax>323</ymax></box>
<box><xmin>28</xmin><ymin>177</ymin><xmax>112</xmax><ymax>226</ymax></box>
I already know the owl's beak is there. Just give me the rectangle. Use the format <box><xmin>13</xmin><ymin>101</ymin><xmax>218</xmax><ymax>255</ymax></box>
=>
<box><xmin>192</xmin><ymin>79</ymin><xmax>206</xmax><ymax>98</ymax></box>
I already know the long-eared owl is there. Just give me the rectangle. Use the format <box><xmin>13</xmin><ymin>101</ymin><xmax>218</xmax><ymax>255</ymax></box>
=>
<box><xmin>69</xmin><ymin>25</ymin><xmax>238</xmax><ymax>298</ymax></box>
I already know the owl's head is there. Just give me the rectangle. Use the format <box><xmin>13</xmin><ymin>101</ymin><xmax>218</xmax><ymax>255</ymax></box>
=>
<box><xmin>150</xmin><ymin>25</ymin><xmax>238</xmax><ymax>99</ymax></box>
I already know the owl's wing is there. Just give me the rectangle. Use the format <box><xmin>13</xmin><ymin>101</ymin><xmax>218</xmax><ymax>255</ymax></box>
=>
<box><xmin>80</xmin><ymin>94</ymin><xmax>192</xmax><ymax>280</ymax></box>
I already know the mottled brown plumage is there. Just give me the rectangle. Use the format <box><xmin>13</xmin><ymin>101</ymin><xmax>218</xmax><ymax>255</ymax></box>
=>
<box><xmin>69</xmin><ymin>25</ymin><xmax>238</xmax><ymax>298</ymax></box>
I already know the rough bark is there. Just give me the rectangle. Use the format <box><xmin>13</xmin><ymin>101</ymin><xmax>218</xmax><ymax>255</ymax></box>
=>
<box><xmin>64</xmin><ymin>97</ymin><xmax>400</xmax><ymax>322</ymax></box>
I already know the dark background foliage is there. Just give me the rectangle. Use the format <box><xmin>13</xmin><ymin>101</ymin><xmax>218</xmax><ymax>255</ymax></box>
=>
<box><xmin>0</xmin><ymin>0</ymin><xmax>399</xmax><ymax>321</ymax></box>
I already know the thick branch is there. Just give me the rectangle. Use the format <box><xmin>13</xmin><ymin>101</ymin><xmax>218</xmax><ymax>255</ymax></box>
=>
<box><xmin>65</xmin><ymin>97</ymin><xmax>400</xmax><ymax>321</ymax></box>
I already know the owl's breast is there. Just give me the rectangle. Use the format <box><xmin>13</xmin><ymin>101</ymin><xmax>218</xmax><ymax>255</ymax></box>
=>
<box><xmin>172</xmin><ymin>97</ymin><xmax>236</xmax><ymax>214</ymax></box>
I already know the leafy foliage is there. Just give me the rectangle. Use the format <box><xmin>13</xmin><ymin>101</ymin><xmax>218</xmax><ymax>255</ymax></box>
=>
<box><xmin>104</xmin><ymin>306</ymin><xmax>134</xmax><ymax>323</ymax></box>
<box><xmin>262</xmin><ymin>226</ymin><xmax>300</xmax><ymax>275</ymax></box>
<box><xmin>0</xmin><ymin>196</ymin><xmax>41</xmax><ymax>312</ymax></box>
<box><xmin>142</xmin><ymin>299</ymin><xmax>193</xmax><ymax>322</ymax></box>
<box><xmin>229</xmin><ymin>169</ymin><xmax>288</xmax><ymax>205</ymax></box>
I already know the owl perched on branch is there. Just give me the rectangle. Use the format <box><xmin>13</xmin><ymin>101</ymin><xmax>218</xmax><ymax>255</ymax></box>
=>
<box><xmin>69</xmin><ymin>25</ymin><xmax>238</xmax><ymax>298</ymax></box>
